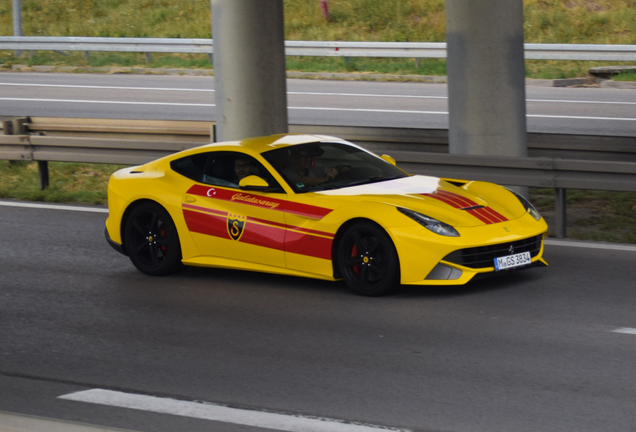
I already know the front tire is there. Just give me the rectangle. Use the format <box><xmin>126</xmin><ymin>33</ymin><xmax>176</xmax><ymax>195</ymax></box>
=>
<box><xmin>337</xmin><ymin>222</ymin><xmax>400</xmax><ymax>296</ymax></box>
<box><xmin>124</xmin><ymin>202</ymin><xmax>182</xmax><ymax>276</ymax></box>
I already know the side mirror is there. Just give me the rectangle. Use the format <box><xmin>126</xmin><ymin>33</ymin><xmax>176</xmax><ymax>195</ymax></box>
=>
<box><xmin>381</xmin><ymin>154</ymin><xmax>397</xmax><ymax>166</ymax></box>
<box><xmin>239</xmin><ymin>175</ymin><xmax>276</xmax><ymax>192</ymax></box>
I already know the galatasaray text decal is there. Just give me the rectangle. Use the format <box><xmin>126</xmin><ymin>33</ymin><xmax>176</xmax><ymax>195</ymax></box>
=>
<box><xmin>231</xmin><ymin>193</ymin><xmax>280</xmax><ymax>209</ymax></box>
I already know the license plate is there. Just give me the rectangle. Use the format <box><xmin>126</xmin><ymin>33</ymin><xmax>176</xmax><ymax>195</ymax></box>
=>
<box><xmin>494</xmin><ymin>251</ymin><xmax>532</xmax><ymax>271</ymax></box>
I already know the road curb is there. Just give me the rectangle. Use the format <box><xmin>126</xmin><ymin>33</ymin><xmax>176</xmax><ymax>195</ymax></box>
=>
<box><xmin>3</xmin><ymin>64</ymin><xmax>635</xmax><ymax>88</ymax></box>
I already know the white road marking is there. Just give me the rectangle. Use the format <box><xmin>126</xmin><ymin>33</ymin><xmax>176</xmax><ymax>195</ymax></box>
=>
<box><xmin>0</xmin><ymin>97</ymin><xmax>215</xmax><ymax>107</ymax></box>
<box><xmin>612</xmin><ymin>328</ymin><xmax>636</xmax><ymax>335</ymax></box>
<box><xmin>544</xmin><ymin>239</ymin><xmax>636</xmax><ymax>252</ymax></box>
<box><xmin>527</xmin><ymin>114</ymin><xmax>636</xmax><ymax>121</ymax></box>
<box><xmin>59</xmin><ymin>389</ymin><xmax>409</xmax><ymax>432</ymax></box>
<box><xmin>290</xmin><ymin>91</ymin><xmax>447</xmax><ymax>100</ymax></box>
<box><xmin>4</xmin><ymin>97</ymin><xmax>634</xmax><ymax>121</ymax></box>
<box><xmin>527</xmin><ymin>98</ymin><xmax>636</xmax><ymax>106</ymax></box>
<box><xmin>291</xmin><ymin>106</ymin><xmax>448</xmax><ymax>115</ymax></box>
<box><xmin>2</xmin><ymin>82</ymin><xmax>636</xmax><ymax>105</ymax></box>
<box><xmin>0</xmin><ymin>200</ymin><xmax>108</xmax><ymax>213</ymax></box>
<box><xmin>0</xmin><ymin>82</ymin><xmax>215</xmax><ymax>92</ymax></box>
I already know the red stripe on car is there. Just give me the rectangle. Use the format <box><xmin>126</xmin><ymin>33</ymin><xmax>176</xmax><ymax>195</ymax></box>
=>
<box><xmin>436</xmin><ymin>190</ymin><xmax>478</xmax><ymax>208</ymax></box>
<box><xmin>423</xmin><ymin>192</ymin><xmax>462</xmax><ymax>208</ymax></box>
<box><xmin>182</xmin><ymin>206</ymin><xmax>332</xmax><ymax>260</ymax></box>
<box><xmin>284</xmin><ymin>230</ymin><xmax>332</xmax><ymax>260</ymax></box>
<box><xmin>466</xmin><ymin>208</ymin><xmax>494</xmax><ymax>224</ymax></box>
<box><xmin>184</xmin><ymin>207</ymin><xmax>285</xmax><ymax>251</ymax></box>
<box><xmin>480</xmin><ymin>206</ymin><xmax>508</xmax><ymax>223</ymax></box>
<box><xmin>423</xmin><ymin>190</ymin><xmax>508</xmax><ymax>225</ymax></box>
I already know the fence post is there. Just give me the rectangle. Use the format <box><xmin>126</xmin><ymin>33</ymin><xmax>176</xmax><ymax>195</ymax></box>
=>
<box><xmin>38</xmin><ymin>161</ymin><xmax>49</xmax><ymax>190</ymax></box>
<box><xmin>555</xmin><ymin>188</ymin><xmax>567</xmax><ymax>238</ymax></box>
<box><xmin>10</xmin><ymin>117</ymin><xmax>27</xmax><ymax>135</ymax></box>
<box><xmin>145</xmin><ymin>52</ymin><xmax>152</xmax><ymax>63</ymax></box>
<box><xmin>13</xmin><ymin>0</ymin><xmax>23</xmax><ymax>57</ymax></box>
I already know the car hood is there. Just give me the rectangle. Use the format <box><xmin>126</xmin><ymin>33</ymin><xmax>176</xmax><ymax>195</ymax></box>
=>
<box><xmin>314</xmin><ymin>175</ymin><xmax>526</xmax><ymax>227</ymax></box>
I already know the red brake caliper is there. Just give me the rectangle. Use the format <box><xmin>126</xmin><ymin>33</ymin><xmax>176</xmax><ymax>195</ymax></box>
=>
<box><xmin>160</xmin><ymin>228</ymin><xmax>168</xmax><ymax>253</ymax></box>
<box><xmin>351</xmin><ymin>244</ymin><xmax>360</xmax><ymax>275</ymax></box>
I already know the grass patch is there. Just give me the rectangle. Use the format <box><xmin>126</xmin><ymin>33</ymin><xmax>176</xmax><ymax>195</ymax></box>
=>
<box><xmin>0</xmin><ymin>50</ymin><xmax>215</xmax><ymax>70</ymax></box>
<box><xmin>286</xmin><ymin>56</ymin><xmax>446</xmax><ymax>76</ymax></box>
<box><xmin>147</xmin><ymin>54</ymin><xmax>213</xmax><ymax>69</ymax></box>
<box><xmin>530</xmin><ymin>188</ymin><xmax>636</xmax><ymax>244</ymax></box>
<box><xmin>0</xmin><ymin>161</ymin><xmax>126</xmax><ymax>205</ymax></box>
<box><xmin>614</xmin><ymin>71</ymin><xmax>636</xmax><ymax>82</ymax></box>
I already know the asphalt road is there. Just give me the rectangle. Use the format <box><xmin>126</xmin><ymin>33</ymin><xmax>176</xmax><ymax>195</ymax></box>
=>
<box><xmin>1</xmin><ymin>201</ymin><xmax>636</xmax><ymax>432</ymax></box>
<box><xmin>1</xmin><ymin>72</ymin><xmax>636</xmax><ymax>136</ymax></box>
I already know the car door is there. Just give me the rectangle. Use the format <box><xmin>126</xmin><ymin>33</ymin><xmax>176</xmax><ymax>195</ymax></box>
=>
<box><xmin>281</xmin><ymin>196</ymin><xmax>337</xmax><ymax>279</ymax></box>
<box><xmin>175</xmin><ymin>151</ymin><xmax>288</xmax><ymax>269</ymax></box>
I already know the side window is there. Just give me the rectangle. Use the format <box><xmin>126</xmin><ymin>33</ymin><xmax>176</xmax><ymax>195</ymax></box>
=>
<box><xmin>170</xmin><ymin>153</ymin><xmax>208</xmax><ymax>183</ymax></box>
<box><xmin>171</xmin><ymin>151</ymin><xmax>283</xmax><ymax>191</ymax></box>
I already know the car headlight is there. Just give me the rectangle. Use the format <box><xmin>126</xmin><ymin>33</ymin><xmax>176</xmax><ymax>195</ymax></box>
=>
<box><xmin>507</xmin><ymin>189</ymin><xmax>541</xmax><ymax>221</ymax></box>
<box><xmin>397</xmin><ymin>207</ymin><xmax>460</xmax><ymax>237</ymax></box>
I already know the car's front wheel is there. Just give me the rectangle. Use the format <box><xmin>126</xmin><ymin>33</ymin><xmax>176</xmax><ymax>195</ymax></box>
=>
<box><xmin>124</xmin><ymin>202</ymin><xmax>182</xmax><ymax>276</ymax></box>
<box><xmin>337</xmin><ymin>221</ymin><xmax>400</xmax><ymax>296</ymax></box>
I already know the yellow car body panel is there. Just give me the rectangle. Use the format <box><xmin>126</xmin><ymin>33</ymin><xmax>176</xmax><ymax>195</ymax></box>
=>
<box><xmin>105</xmin><ymin>134</ymin><xmax>548</xmax><ymax>291</ymax></box>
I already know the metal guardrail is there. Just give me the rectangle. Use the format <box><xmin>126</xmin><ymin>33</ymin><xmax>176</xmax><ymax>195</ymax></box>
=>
<box><xmin>2</xmin><ymin>116</ymin><xmax>636</xmax><ymax>238</ymax></box>
<box><xmin>2</xmin><ymin>37</ymin><xmax>636</xmax><ymax>61</ymax></box>
<box><xmin>4</xmin><ymin>117</ymin><xmax>636</xmax><ymax>162</ymax></box>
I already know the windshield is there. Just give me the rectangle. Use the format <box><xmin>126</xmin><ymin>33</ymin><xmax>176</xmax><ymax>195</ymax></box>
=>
<box><xmin>262</xmin><ymin>142</ymin><xmax>409</xmax><ymax>193</ymax></box>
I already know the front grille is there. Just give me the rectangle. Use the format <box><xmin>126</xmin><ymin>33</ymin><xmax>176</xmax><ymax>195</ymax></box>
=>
<box><xmin>442</xmin><ymin>235</ymin><xmax>543</xmax><ymax>269</ymax></box>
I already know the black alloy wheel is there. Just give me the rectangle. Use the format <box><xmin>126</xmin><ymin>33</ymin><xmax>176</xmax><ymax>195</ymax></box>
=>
<box><xmin>338</xmin><ymin>221</ymin><xmax>400</xmax><ymax>296</ymax></box>
<box><xmin>124</xmin><ymin>202</ymin><xmax>182</xmax><ymax>276</ymax></box>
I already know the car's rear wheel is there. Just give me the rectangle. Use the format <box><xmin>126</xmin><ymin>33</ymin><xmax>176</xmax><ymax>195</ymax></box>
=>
<box><xmin>124</xmin><ymin>202</ymin><xmax>182</xmax><ymax>276</ymax></box>
<box><xmin>337</xmin><ymin>221</ymin><xmax>400</xmax><ymax>296</ymax></box>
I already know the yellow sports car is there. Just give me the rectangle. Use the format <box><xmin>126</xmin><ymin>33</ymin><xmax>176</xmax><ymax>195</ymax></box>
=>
<box><xmin>105</xmin><ymin>134</ymin><xmax>548</xmax><ymax>296</ymax></box>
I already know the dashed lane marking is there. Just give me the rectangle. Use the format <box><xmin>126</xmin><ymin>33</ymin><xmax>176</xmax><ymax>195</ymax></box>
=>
<box><xmin>59</xmin><ymin>389</ymin><xmax>410</xmax><ymax>432</ymax></box>
<box><xmin>612</xmin><ymin>328</ymin><xmax>636</xmax><ymax>335</ymax></box>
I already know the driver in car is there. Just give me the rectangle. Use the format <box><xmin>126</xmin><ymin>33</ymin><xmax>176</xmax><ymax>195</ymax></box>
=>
<box><xmin>232</xmin><ymin>157</ymin><xmax>254</xmax><ymax>184</ymax></box>
<box><xmin>283</xmin><ymin>147</ymin><xmax>338</xmax><ymax>187</ymax></box>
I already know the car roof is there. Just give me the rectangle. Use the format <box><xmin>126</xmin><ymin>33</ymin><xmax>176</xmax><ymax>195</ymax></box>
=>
<box><xmin>197</xmin><ymin>133</ymin><xmax>350</xmax><ymax>155</ymax></box>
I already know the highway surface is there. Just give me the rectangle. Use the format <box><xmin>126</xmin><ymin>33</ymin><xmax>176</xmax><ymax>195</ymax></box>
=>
<box><xmin>1</xmin><ymin>72</ymin><xmax>636</xmax><ymax>136</ymax></box>
<box><xmin>1</xmin><ymin>200</ymin><xmax>636</xmax><ymax>432</ymax></box>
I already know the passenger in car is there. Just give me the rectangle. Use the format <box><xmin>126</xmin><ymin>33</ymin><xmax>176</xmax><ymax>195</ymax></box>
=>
<box><xmin>283</xmin><ymin>148</ymin><xmax>338</xmax><ymax>187</ymax></box>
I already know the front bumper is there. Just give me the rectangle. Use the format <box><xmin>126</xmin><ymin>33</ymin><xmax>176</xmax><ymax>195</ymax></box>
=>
<box><xmin>391</xmin><ymin>211</ymin><xmax>548</xmax><ymax>285</ymax></box>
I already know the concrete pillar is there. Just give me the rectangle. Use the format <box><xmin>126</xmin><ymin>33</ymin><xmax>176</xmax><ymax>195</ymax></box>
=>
<box><xmin>445</xmin><ymin>0</ymin><xmax>527</xmax><ymax>158</ymax></box>
<box><xmin>13</xmin><ymin>0</ymin><xmax>23</xmax><ymax>57</ymax></box>
<box><xmin>211</xmin><ymin>0</ymin><xmax>288</xmax><ymax>142</ymax></box>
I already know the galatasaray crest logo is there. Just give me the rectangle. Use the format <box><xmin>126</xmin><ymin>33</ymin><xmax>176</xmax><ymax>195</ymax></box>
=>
<box><xmin>227</xmin><ymin>214</ymin><xmax>247</xmax><ymax>241</ymax></box>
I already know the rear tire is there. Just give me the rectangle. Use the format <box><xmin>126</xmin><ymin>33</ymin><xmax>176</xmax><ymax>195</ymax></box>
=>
<box><xmin>337</xmin><ymin>222</ymin><xmax>400</xmax><ymax>296</ymax></box>
<box><xmin>124</xmin><ymin>202</ymin><xmax>182</xmax><ymax>276</ymax></box>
